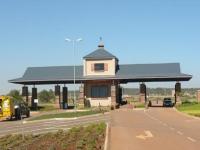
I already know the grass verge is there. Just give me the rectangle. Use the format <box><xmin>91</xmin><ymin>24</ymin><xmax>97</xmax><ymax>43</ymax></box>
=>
<box><xmin>29</xmin><ymin>110</ymin><xmax>105</xmax><ymax>121</ymax></box>
<box><xmin>176</xmin><ymin>101</ymin><xmax>200</xmax><ymax>117</ymax></box>
<box><xmin>0</xmin><ymin>122</ymin><xmax>106</xmax><ymax>150</ymax></box>
<box><xmin>134</xmin><ymin>103</ymin><xmax>145</xmax><ymax>108</ymax></box>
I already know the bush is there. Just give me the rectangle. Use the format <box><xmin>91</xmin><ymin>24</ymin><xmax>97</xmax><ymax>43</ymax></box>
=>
<box><xmin>7</xmin><ymin>90</ymin><xmax>23</xmax><ymax>101</ymax></box>
<box><xmin>182</xmin><ymin>100</ymin><xmax>198</xmax><ymax>105</ymax></box>
<box><xmin>38</xmin><ymin>90</ymin><xmax>56</xmax><ymax>103</ymax></box>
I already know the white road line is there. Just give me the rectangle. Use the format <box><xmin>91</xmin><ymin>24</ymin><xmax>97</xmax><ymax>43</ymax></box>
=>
<box><xmin>153</xmin><ymin>118</ymin><xmax>159</xmax><ymax>121</ymax></box>
<box><xmin>187</xmin><ymin>137</ymin><xmax>196</xmax><ymax>142</ymax></box>
<box><xmin>169</xmin><ymin>127</ymin><xmax>175</xmax><ymax>130</ymax></box>
<box><xmin>177</xmin><ymin>131</ymin><xmax>183</xmax><ymax>135</ymax></box>
<box><xmin>163</xmin><ymin>123</ymin><xmax>167</xmax><ymax>126</ymax></box>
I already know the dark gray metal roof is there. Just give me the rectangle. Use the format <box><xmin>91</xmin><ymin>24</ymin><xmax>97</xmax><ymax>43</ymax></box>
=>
<box><xmin>9</xmin><ymin>63</ymin><xmax>192</xmax><ymax>85</ymax></box>
<box><xmin>83</xmin><ymin>48</ymin><xmax>118</xmax><ymax>60</ymax></box>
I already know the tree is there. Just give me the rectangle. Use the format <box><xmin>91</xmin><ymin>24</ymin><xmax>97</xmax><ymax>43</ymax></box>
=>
<box><xmin>38</xmin><ymin>90</ymin><xmax>55</xmax><ymax>103</ymax></box>
<box><xmin>7</xmin><ymin>89</ymin><xmax>23</xmax><ymax>101</ymax></box>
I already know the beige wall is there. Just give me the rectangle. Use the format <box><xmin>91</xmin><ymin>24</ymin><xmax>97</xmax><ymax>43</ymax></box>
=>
<box><xmin>87</xmin><ymin>97</ymin><xmax>111</xmax><ymax>106</ymax></box>
<box><xmin>83</xmin><ymin>59</ymin><xmax>116</xmax><ymax>76</ymax></box>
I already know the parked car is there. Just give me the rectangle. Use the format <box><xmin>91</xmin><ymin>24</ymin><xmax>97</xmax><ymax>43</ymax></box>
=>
<box><xmin>163</xmin><ymin>98</ymin><xmax>174</xmax><ymax>107</ymax></box>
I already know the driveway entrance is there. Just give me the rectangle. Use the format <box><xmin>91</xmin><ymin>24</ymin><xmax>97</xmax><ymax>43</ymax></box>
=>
<box><xmin>109</xmin><ymin>107</ymin><xmax>200</xmax><ymax>150</ymax></box>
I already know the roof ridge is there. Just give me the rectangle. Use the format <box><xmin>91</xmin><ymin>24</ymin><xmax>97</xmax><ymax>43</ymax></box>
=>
<box><xmin>83</xmin><ymin>46</ymin><xmax>118</xmax><ymax>59</ymax></box>
<box><xmin>119</xmin><ymin>62</ymin><xmax>180</xmax><ymax>66</ymax></box>
<box><xmin>27</xmin><ymin>65</ymin><xmax>83</xmax><ymax>69</ymax></box>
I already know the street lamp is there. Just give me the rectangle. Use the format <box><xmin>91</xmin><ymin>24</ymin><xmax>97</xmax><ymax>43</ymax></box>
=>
<box><xmin>65</xmin><ymin>38</ymin><xmax>83</xmax><ymax>110</ymax></box>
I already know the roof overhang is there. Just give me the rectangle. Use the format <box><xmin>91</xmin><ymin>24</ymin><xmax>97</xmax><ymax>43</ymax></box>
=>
<box><xmin>9</xmin><ymin>63</ymin><xmax>192</xmax><ymax>85</ymax></box>
<box><xmin>9</xmin><ymin>74</ymin><xmax>192</xmax><ymax>85</ymax></box>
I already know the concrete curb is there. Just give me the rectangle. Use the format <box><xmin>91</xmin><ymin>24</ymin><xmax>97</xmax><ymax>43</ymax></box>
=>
<box><xmin>133</xmin><ymin>108</ymin><xmax>145</xmax><ymax>111</ymax></box>
<box><xmin>24</xmin><ymin>117</ymin><xmax>77</xmax><ymax>124</ymax></box>
<box><xmin>104</xmin><ymin>123</ymin><xmax>109</xmax><ymax>150</ymax></box>
<box><xmin>173</xmin><ymin>107</ymin><xmax>200</xmax><ymax>121</ymax></box>
<box><xmin>25</xmin><ymin>112</ymin><xmax>110</xmax><ymax>124</ymax></box>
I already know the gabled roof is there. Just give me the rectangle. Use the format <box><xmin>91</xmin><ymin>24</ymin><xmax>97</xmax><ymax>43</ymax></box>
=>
<box><xmin>116</xmin><ymin>63</ymin><xmax>181</xmax><ymax>77</ymax></box>
<box><xmin>83</xmin><ymin>45</ymin><xmax>118</xmax><ymax>60</ymax></box>
<box><xmin>9</xmin><ymin>63</ymin><xmax>192</xmax><ymax>85</ymax></box>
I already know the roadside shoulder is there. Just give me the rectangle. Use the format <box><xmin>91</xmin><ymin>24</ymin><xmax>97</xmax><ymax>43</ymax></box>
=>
<box><xmin>173</xmin><ymin>107</ymin><xmax>200</xmax><ymax>121</ymax></box>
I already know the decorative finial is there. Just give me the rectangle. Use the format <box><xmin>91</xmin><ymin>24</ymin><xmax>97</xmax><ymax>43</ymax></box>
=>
<box><xmin>98</xmin><ymin>37</ymin><xmax>104</xmax><ymax>48</ymax></box>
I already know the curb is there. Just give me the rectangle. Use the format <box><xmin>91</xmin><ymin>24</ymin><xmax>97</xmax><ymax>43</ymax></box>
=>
<box><xmin>133</xmin><ymin>108</ymin><xmax>145</xmax><ymax>110</ymax></box>
<box><xmin>25</xmin><ymin>112</ymin><xmax>110</xmax><ymax>124</ymax></box>
<box><xmin>104</xmin><ymin>123</ymin><xmax>109</xmax><ymax>150</ymax></box>
<box><xmin>173</xmin><ymin>107</ymin><xmax>200</xmax><ymax>121</ymax></box>
<box><xmin>23</xmin><ymin>117</ymin><xmax>77</xmax><ymax>124</ymax></box>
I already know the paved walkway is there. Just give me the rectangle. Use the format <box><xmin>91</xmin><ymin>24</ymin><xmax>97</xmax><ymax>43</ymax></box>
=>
<box><xmin>109</xmin><ymin>107</ymin><xmax>200</xmax><ymax>150</ymax></box>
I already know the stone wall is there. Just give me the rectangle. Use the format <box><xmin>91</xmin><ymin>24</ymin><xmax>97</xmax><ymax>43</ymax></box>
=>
<box><xmin>197</xmin><ymin>90</ymin><xmax>200</xmax><ymax>103</ymax></box>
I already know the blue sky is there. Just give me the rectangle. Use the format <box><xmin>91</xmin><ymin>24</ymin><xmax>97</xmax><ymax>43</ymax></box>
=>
<box><xmin>0</xmin><ymin>0</ymin><xmax>200</xmax><ymax>94</ymax></box>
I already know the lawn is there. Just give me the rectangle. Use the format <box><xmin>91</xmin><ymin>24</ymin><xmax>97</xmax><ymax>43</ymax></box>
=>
<box><xmin>176</xmin><ymin>102</ymin><xmax>200</xmax><ymax>117</ymax></box>
<box><xmin>134</xmin><ymin>102</ymin><xmax>145</xmax><ymax>108</ymax></box>
<box><xmin>29</xmin><ymin>110</ymin><xmax>105</xmax><ymax>121</ymax></box>
<box><xmin>0</xmin><ymin>122</ymin><xmax>106</xmax><ymax>150</ymax></box>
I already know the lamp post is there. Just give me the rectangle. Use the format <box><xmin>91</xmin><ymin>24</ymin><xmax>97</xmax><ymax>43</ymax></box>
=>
<box><xmin>65</xmin><ymin>38</ymin><xmax>82</xmax><ymax>110</ymax></box>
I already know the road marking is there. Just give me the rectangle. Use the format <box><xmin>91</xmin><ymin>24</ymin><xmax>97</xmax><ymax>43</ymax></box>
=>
<box><xmin>187</xmin><ymin>137</ymin><xmax>196</xmax><ymax>142</ymax></box>
<box><xmin>136</xmin><ymin>130</ymin><xmax>154</xmax><ymax>140</ymax></box>
<box><xmin>54</xmin><ymin>117</ymin><xmax>77</xmax><ymax>121</ymax></box>
<box><xmin>23</xmin><ymin>121</ymin><xmax>27</xmax><ymax>124</ymax></box>
<box><xmin>177</xmin><ymin>131</ymin><xmax>183</xmax><ymax>135</ymax></box>
<box><xmin>169</xmin><ymin>127</ymin><xmax>175</xmax><ymax>130</ymax></box>
<box><xmin>163</xmin><ymin>123</ymin><xmax>167</xmax><ymax>127</ymax></box>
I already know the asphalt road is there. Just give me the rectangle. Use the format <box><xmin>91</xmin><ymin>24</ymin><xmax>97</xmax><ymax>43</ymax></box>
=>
<box><xmin>110</xmin><ymin>107</ymin><xmax>200</xmax><ymax>150</ymax></box>
<box><xmin>0</xmin><ymin>113</ymin><xmax>110</xmax><ymax>137</ymax></box>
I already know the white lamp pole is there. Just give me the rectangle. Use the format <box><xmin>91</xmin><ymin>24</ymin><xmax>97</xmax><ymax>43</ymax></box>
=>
<box><xmin>65</xmin><ymin>38</ymin><xmax>82</xmax><ymax>110</ymax></box>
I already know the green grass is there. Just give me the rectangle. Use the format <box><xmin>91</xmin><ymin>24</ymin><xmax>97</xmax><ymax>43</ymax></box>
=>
<box><xmin>129</xmin><ymin>101</ymin><xmax>145</xmax><ymax>108</ymax></box>
<box><xmin>38</xmin><ymin>104</ymin><xmax>59</xmax><ymax>111</ymax></box>
<box><xmin>29</xmin><ymin>110</ymin><xmax>104</xmax><ymax>121</ymax></box>
<box><xmin>176</xmin><ymin>101</ymin><xmax>200</xmax><ymax>117</ymax></box>
<box><xmin>0</xmin><ymin>123</ymin><xmax>106</xmax><ymax>150</ymax></box>
<box><xmin>134</xmin><ymin>103</ymin><xmax>145</xmax><ymax>108</ymax></box>
<box><xmin>29</xmin><ymin>103</ymin><xmax>59</xmax><ymax>112</ymax></box>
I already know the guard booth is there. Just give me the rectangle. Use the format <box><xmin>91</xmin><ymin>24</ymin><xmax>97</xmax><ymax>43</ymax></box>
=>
<box><xmin>8</xmin><ymin>42</ymin><xmax>192</xmax><ymax>109</ymax></box>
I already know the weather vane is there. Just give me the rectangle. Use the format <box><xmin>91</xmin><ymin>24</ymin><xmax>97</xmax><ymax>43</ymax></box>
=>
<box><xmin>100</xmin><ymin>37</ymin><xmax>102</xmax><ymax>42</ymax></box>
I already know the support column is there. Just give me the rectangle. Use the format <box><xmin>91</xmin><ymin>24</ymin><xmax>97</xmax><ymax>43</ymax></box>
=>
<box><xmin>197</xmin><ymin>90</ymin><xmax>200</xmax><ymax>103</ymax></box>
<box><xmin>117</xmin><ymin>86</ymin><xmax>122</xmax><ymax>104</ymax></box>
<box><xmin>111</xmin><ymin>84</ymin><xmax>116</xmax><ymax>109</ymax></box>
<box><xmin>22</xmin><ymin>86</ymin><xmax>29</xmax><ymax>104</ymax></box>
<box><xmin>139</xmin><ymin>83</ymin><xmax>146</xmax><ymax>103</ymax></box>
<box><xmin>31</xmin><ymin>87</ymin><xmax>38</xmax><ymax>110</ymax></box>
<box><xmin>62</xmin><ymin>86</ymin><xmax>68</xmax><ymax>109</ymax></box>
<box><xmin>55</xmin><ymin>85</ymin><xmax>61</xmax><ymax>109</ymax></box>
<box><xmin>79</xmin><ymin>84</ymin><xmax>85</xmax><ymax>108</ymax></box>
<box><xmin>175</xmin><ymin>82</ymin><xmax>181</xmax><ymax>105</ymax></box>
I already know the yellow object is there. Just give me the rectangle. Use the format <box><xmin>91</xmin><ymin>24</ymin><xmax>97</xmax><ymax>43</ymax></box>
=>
<box><xmin>0</xmin><ymin>96</ymin><xmax>14</xmax><ymax>119</ymax></box>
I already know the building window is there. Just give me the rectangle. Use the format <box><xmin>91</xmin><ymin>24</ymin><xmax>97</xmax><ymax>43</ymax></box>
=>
<box><xmin>94</xmin><ymin>63</ymin><xmax>104</xmax><ymax>71</ymax></box>
<box><xmin>91</xmin><ymin>85</ymin><xmax>109</xmax><ymax>98</ymax></box>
